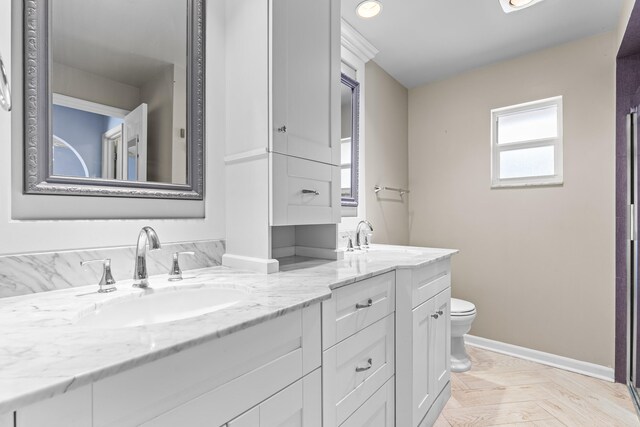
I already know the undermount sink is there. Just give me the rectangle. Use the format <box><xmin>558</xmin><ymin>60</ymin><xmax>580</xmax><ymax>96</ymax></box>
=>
<box><xmin>76</xmin><ymin>287</ymin><xmax>249</xmax><ymax>328</ymax></box>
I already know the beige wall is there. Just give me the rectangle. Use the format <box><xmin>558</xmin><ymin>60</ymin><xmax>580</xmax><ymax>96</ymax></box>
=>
<box><xmin>141</xmin><ymin>64</ymin><xmax>175</xmax><ymax>183</ymax></box>
<box><xmin>408</xmin><ymin>32</ymin><xmax>616</xmax><ymax>367</ymax></box>
<box><xmin>618</xmin><ymin>0</ymin><xmax>636</xmax><ymax>49</ymax></box>
<box><xmin>365</xmin><ymin>61</ymin><xmax>409</xmax><ymax>245</ymax></box>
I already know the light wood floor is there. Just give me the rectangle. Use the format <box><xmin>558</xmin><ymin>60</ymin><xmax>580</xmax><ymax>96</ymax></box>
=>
<box><xmin>434</xmin><ymin>346</ymin><xmax>639</xmax><ymax>427</ymax></box>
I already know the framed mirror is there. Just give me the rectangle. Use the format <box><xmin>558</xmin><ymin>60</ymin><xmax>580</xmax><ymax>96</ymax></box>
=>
<box><xmin>24</xmin><ymin>0</ymin><xmax>205</xmax><ymax>199</ymax></box>
<box><xmin>340</xmin><ymin>73</ymin><xmax>360</xmax><ymax>207</ymax></box>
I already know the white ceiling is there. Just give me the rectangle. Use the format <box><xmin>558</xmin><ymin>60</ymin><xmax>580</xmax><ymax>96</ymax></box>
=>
<box><xmin>341</xmin><ymin>0</ymin><xmax>623</xmax><ymax>88</ymax></box>
<box><xmin>52</xmin><ymin>0</ymin><xmax>187</xmax><ymax>87</ymax></box>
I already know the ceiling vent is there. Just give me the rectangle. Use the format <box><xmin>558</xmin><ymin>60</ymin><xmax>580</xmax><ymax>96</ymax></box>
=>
<box><xmin>499</xmin><ymin>0</ymin><xmax>545</xmax><ymax>13</ymax></box>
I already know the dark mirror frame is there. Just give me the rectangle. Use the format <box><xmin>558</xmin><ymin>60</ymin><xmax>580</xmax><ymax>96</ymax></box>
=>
<box><xmin>341</xmin><ymin>73</ymin><xmax>360</xmax><ymax>207</ymax></box>
<box><xmin>23</xmin><ymin>0</ymin><xmax>205</xmax><ymax>199</ymax></box>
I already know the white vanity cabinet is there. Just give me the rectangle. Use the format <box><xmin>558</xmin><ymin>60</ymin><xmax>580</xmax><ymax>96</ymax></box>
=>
<box><xmin>339</xmin><ymin>378</ymin><xmax>395</xmax><ymax>427</ymax></box>
<box><xmin>14</xmin><ymin>305</ymin><xmax>322</xmax><ymax>427</ymax></box>
<box><xmin>227</xmin><ymin>369</ymin><xmax>321</xmax><ymax>427</ymax></box>
<box><xmin>321</xmin><ymin>272</ymin><xmax>396</xmax><ymax>427</ymax></box>
<box><xmin>397</xmin><ymin>260</ymin><xmax>452</xmax><ymax>427</ymax></box>
<box><xmin>15</xmin><ymin>386</ymin><xmax>92</xmax><ymax>427</ymax></box>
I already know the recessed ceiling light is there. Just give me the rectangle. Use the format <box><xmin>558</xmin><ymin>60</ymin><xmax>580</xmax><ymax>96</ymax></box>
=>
<box><xmin>499</xmin><ymin>0</ymin><xmax>544</xmax><ymax>13</ymax></box>
<box><xmin>356</xmin><ymin>0</ymin><xmax>382</xmax><ymax>19</ymax></box>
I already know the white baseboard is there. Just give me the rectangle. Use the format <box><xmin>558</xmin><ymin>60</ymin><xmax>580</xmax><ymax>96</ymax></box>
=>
<box><xmin>465</xmin><ymin>335</ymin><xmax>615</xmax><ymax>382</ymax></box>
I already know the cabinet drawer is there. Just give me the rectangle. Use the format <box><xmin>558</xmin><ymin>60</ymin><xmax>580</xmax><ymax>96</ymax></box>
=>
<box><xmin>323</xmin><ymin>315</ymin><xmax>395</xmax><ymax>426</ymax></box>
<box><xmin>340</xmin><ymin>377</ymin><xmax>395</xmax><ymax>427</ymax></box>
<box><xmin>228</xmin><ymin>369</ymin><xmax>321</xmax><ymax>427</ymax></box>
<box><xmin>322</xmin><ymin>271</ymin><xmax>395</xmax><ymax>349</ymax></box>
<box><xmin>412</xmin><ymin>259</ymin><xmax>451</xmax><ymax>308</ymax></box>
<box><xmin>16</xmin><ymin>386</ymin><xmax>92</xmax><ymax>427</ymax></box>
<box><xmin>94</xmin><ymin>306</ymin><xmax>320</xmax><ymax>427</ymax></box>
<box><xmin>271</xmin><ymin>153</ymin><xmax>340</xmax><ymax>226</ymax></box>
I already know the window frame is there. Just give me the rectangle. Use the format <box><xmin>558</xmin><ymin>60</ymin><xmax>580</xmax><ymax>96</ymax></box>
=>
<box><xmin>490</xmin><ymin>96</ymin><xmax>563</xmax><ymax>188</ymax></box>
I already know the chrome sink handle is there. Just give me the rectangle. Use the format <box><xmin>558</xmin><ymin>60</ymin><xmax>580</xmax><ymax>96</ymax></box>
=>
<box><xmin>168</xmin><ymin>251</ymin><xmax>195</xmax><ymax>281</ymax></box>
<box><xmin>0</xmin><ymin>53</ymin><xmax>11</xmax><ymax>112</ymax></box>
<box><xmin>81</xmin><ymin>259</ymin><xmax>117</xmax><ymax>293</ymax></box>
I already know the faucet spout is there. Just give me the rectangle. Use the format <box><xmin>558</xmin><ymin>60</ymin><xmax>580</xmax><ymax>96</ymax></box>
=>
<box><xmin>133</xmin><ymin>226</ymin><xmax>161</xmax><ymax>288</ymax></box>
<box><xmin>355</xmin><ymin>220</ymin><xmax>374</xmax><ymax>249</ymax></box>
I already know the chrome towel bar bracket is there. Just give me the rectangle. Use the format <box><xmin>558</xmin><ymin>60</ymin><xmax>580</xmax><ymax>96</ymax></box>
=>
<box><xmin>373</xmin><ymin>185</ymin><xmax>410</xmax><ymax>196</ymax></box>
<box><xmin>0</xmin><ymin>53</ymin><xmax>10</xmax><ymax>112</ymax></box>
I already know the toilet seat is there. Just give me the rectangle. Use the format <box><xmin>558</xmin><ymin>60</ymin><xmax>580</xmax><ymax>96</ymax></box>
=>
<box><xmin>451</xmin><ymin>298</ymin><xmax>476</xmax><ymax>316</ymax></box>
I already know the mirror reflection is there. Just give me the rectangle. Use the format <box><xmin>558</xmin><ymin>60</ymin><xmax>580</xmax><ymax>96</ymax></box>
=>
<box><xmin>50</xmin><ymin>0</ymin><xmax>188</xmax><ymax>185</ymax></box>
<box><xmin>340</xmin><ymin>69</ymin><xmax>360</xmax><ymax>207</ymax></box>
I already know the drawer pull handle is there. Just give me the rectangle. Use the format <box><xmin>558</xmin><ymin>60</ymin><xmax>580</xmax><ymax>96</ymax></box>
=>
<box><xmin>431</xmin><ymin>313</ymin><xmax>439</xmax><ymax>319</ymax></box>
<box><xmin>437</xmin><ymin>310</ymin><xmax>443</xmax><ymax>315</ymax></box>
<box><xmin>277</xmin><ymin>125</ymin><xmax>287</xmax><ymax>133</ymax></box>
<box><xmin>355</xmin><ymin>358</ymin><xmax>373</xmax><ymax>372</ymax></box>
<box><xmin>302</xmin><ymin>189</ymin><xmax>320</xmax><ymax>196</ymax></box>
<box><xmin>355</xmin><ymin>298</ymin><xmax>373</xmax><ymax>309</ymax></box>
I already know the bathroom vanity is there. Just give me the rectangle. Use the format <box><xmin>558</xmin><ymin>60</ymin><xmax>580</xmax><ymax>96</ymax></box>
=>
<box><xmin>0</xmin><ymin>245</ymin><xmax>456</xmax><ymax>427</ymax></box>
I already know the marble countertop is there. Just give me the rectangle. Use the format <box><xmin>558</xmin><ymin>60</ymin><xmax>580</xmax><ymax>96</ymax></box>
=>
<box><xmin>0</xmin><ymin>244</ymin><xmax>457</xmax><ymax>414</ymax></box>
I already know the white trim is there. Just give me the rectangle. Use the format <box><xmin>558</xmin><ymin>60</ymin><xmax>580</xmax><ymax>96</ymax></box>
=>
<box><xmin>272</xmin><ymin>246</ymin><xmax>296</xmax><ymax>259</ymax></box>
<box><xmin>339</xmin><ymin>27</ymin><xmax>369</xmax><ymax>230</ymax></box>
<box><xmin>272</xmin><ymin>245</ymin><xmax>344</xmax><ymax>260</ymax></box>
<box><xmin>224</xmin><ymin>148</ymin><xmax>269</xmax><ymax>165</ymax></box>
<box><xmin>52</xmin><ymin>93</ymin><xmax>130</xmax><ymax>118</ymax></box>
<box><xmin>51</xmin><ymin>135</ymin><xmax>89</xmax><ymax>178</ymax></box>
<box><xmin>340</xmin><ymin>18</ymin><xmax>378</xmax><ymax>63</ymax></box>
<box><xmin>295</xmin><ymin>245</ymin><xmax>343</xmax><ymax>260</ymax></box>
<box><xmin>490</xmin><ymin>96</ymin><xmax>563</xmax><ymax>188</ymax></box>
<box><xmin>465</xmin><ymin>334</ymin><xmax>615</xmax><ymax>382</ymax></box>
<box><xmin>221</xmin><ymin>253</ymin><xmax>279</xmax><ymax>274</ymax></box>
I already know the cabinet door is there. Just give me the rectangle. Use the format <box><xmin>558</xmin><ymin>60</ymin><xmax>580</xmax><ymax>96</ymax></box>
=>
<box><xmin>272</xmin><ymin>0</ymin><xmax>340</xmax><ymax>166</ymax></box>
<box><xmin>412</xmin><ymin>297</ymin><xmax>436</xmax><ymax>426</ymax></box>
<box><xmin>431</xmin><ymin>288</ymin><xmax>451</xmax><ymax>395</ymax></box>
<box><xmin>229</xmin><ymin>369</ymin><xmax>321</xmax><ymax>427</ymax></box>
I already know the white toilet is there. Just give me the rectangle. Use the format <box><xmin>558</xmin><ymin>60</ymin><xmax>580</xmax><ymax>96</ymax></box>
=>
<box><xmin>450</xmin><ymin>298</ymin><xmax>477</xmax><ymax>373</ymax></box>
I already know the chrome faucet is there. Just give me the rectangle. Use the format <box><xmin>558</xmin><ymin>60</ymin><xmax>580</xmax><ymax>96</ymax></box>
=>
<box><xmin>355</xmin><ymin>220</ymin><xmax>373</xmax><ymax>250</ymax></box>
<box><xmin>133</xmin><ymin>226</ymin><xmax>161</xmax><ymax>288</ymax></box>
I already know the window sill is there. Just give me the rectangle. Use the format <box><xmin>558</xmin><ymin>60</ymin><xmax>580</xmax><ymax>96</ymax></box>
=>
<box><xmin>491</xmin><ymin>178</ymin><xmax>563</xmax><ymax>189</ymax></box>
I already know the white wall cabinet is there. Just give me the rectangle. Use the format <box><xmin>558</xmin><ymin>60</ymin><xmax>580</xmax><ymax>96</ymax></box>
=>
<box><xmin>272</xmin><ymin>0</ymin><xmax>340</xmax><ymax>167</ymax></box>
<box><xmin>271</xmin><ymin>153</ymin><xmax>341</xmax><ymax>226</ymax></box>
<box><xmin>225</xmin><ymin>0</ymin><xmax>342</xmax><ymax>270</ymax></box>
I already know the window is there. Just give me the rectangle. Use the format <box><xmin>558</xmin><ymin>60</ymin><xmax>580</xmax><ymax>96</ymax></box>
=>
<box><xmin>491</xmin><ymin>96</ymin><xmax>563</xmax><ymax>187</ymax></box>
